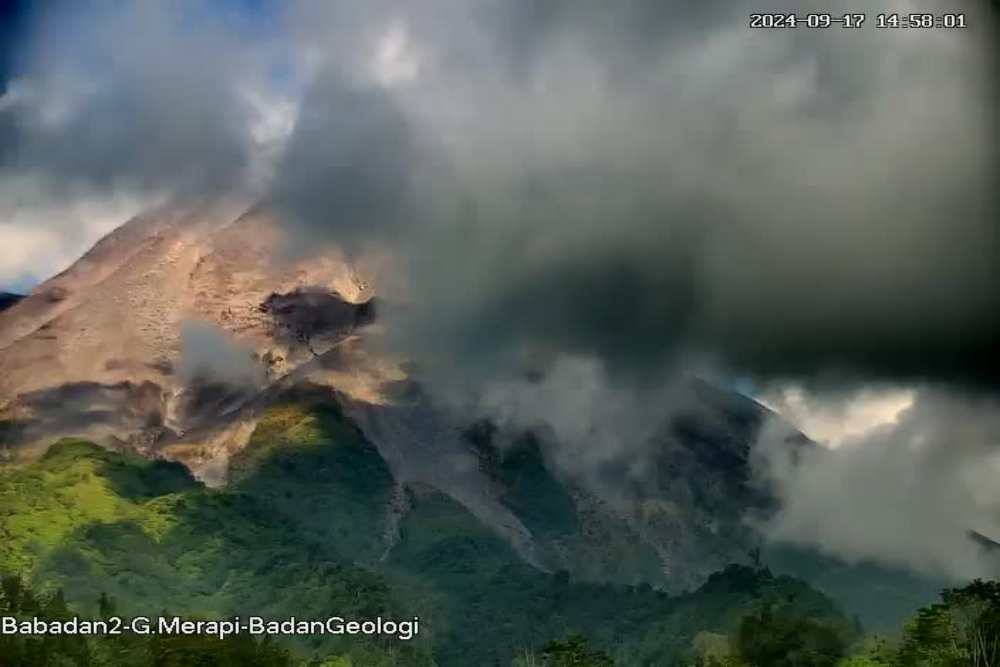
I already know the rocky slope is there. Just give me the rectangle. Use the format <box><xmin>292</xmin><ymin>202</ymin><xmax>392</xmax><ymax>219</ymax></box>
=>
<box><xmin>0</xmin><ymin>199</ymin><xmax>373</xmax><ymax>462</ymax></box>
<box><xmin>0</xmin><ymin>435</ymin><xmax>856</xmax><ymax>666</ymax></box>
<box><xmin>0</xmin><ymin>201</ymin><xmax>935</xmax><ymax>623</ymax></box>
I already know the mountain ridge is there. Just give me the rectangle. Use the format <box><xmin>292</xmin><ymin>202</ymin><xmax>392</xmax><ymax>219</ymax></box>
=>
<box><xmin>0</xmin><ymin>420</ymin><xmax>856</xmax><ymax>666</ymax></box>
<box><xmin>0</xmin><ymin>201</ymin><xmax>945</xmax><ymax>632</ymax></box>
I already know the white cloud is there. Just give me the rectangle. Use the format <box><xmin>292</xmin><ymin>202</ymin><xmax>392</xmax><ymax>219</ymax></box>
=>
<box><xmin>0</xmin><ymin>225</ymin><xmax>62</xmax><ymax>285</ymax></box>
<box><xmin>242</xmin><ymin>85</ymin><xmax>299</xmax><ymax>191</ymax></box>
<box><xmin>371</xmin><ymin>20</ymin><xmax>421</xmax><ymax>87</ymax></box>
<box><xmin>753</xmin><ymin>389</ymin><xmax>1000</xmax><ymax>581</ymax></box>
<box><xmin>0</xmin><ymin>179</ymin><xmax>150</xmax><ymax>288</ymax></box>
<box><xmin>758</xmin><ymin>384</ymin><xmax>916</xmax><ymax>448</ymax></box>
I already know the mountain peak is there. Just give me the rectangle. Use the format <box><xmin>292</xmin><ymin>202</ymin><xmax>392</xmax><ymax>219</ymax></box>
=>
<box><xmin>0</xmin><ymin>201</ymin><xmax>391</xmax><ymax>465</ymax></box>
<box><xmin>0</xmin><ymin>292</ymin><xmax>23</xmax><ymax>312</ymax></box>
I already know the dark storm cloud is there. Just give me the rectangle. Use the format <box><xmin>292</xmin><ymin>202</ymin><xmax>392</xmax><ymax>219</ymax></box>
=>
<box><xmin>274</xmin><ymin>8</ymin><xmax>1000</xmax><ymax>583</ymax></box>
<box><xmin>3</xmin><ymin>0</ymin><xmax>996</xmax><ymax>387</ymax></box>
<box><xmin>2</xmin><ymin>0</ymin><xmax>996</xmax><ymax>579</ymax></box>
<box><xmin>0</xmin><ymin>2</ymin><xmax>260</xmax><ymax>196</ymax></box>
<box><xmin>278</xmin><ymin>0</ymin><xmax>998</xmax><ymax>390</ymax></box>
<box><xmin>0</xmin><ymin>0</ymin><xmax>30</xmax><ymax>95</ymax></box>
<box><xmin>271</xmin><ymin>73</ymin><xmax>419</xmax><ymax>247</ymax></box>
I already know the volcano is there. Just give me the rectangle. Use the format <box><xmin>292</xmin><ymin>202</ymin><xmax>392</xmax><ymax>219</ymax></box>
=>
<box><xmin>0</xmin><ymin>201</ymin><xmax>943</xmax><ymax>650</ymax></box>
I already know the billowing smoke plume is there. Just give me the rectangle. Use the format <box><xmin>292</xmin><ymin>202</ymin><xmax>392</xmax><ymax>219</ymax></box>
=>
<box><xmin>753</xmin><ymin>388</ymin><xmax>1000</xmax><ymax>581</ymax></box>
<box><xmin>2</xmin><ymin>0</ymin><xmax>999</xmax><ymax>579</ymax></box>
<box><xmin>3</xmin><ymin>0</ymin><xmax>995</xmax><ymax>387</ymax></box>
<box><xmin>179</xmin><ymin>320</ymin><xmax>263</xmax><ymax>388</ymax></box>
<box><xmin>469</xmin><ymin>356</ymin><xmax>702</xmax><ymax>495</ymax></box>
<box><xmin>271</xmin><ymin>0</ymin><xmax>999</xmax><ymax>391</ymax></box>
<box><xmin>271</xmin><ymin>0</ymin><xmax>1000</xmax><ymax>579</ymax></box>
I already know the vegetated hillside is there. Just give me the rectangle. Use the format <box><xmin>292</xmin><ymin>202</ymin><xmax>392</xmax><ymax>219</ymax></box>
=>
<box><xmin>0</xmin><ymin>572</ymin><xmax>422</xmax><ymax>667</ymax></box>
<box><xmin>0</xmin><ymin>409</ymin><xmax>856</xmax><ymax>666</ymax></box>
<box><xmin>0</xmin><ymin>200</ymin><xmax>945</xmax><ymax>632</ymax></box>
<box><xmin>0</xmin><ymin>201</ymin><xmax>774</xmax><ymax>588</ymax></box>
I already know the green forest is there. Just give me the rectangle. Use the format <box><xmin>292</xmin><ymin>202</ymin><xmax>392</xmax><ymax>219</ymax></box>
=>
<box><xmin>1</xmin><ymin>402</ymin><xmax>997</xmax><ymax>666</ymax></box>
<box><xmin>2</xmin><ymin>569</ymin><xmax>998</xmax><ymax>665</ymax></box>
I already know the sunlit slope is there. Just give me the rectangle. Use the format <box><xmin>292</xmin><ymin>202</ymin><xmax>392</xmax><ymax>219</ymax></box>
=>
<box><xmin>0</xmin><ymin>405</ymin><xmax>855</xmax><ymax>666</ymax></box>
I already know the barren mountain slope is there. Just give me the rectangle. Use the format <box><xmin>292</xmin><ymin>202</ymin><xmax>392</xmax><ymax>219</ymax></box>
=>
<box><xmin>0</xmin><ymin>201</ymin><xmax>798</xmax><ymax>592</ymax></box>
<box><xmin>0</xmin><ymin>200</ymin><xmax>373</xmax><ymax>460</ymax></box>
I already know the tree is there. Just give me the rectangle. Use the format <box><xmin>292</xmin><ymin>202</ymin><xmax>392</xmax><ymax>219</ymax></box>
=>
<box><xmin>748</xmin><ymin>547</ymin><xmax>763</xmax><ymax>571</ymax></box>
<box><xmin>513</xmin><ymin>649</ymin><xmax>542</xmax><ymax>667</ymax></box>
<box><xmin>1</xmin><ymin>572</ymin><xmax>24</xmax><ymax>611</ymax></box>
<box><xmin>98</xmin><ymin>590</ymin><xmax>117</xmax><ymax>618</ymax></box>
<box><xmin>537</xmin><ymin>635</ymin><xmax>614</xmax><ymax>667</ymax></box>
<box><xmin>835</xmin><ymin>658</ymin><xmax>888</xmax><ymax>667</ymax></box>
<box><xmin>736</xmin><ymin>604</ymin><xmax>846</xmax><ymax>667</ymax></box>
<box><xmin>43</xmin><ymin>588</ymin><xmax>69</xmax><ymax>618</ymax></box>
<box><xmin>896</xmin><ymin>604</ymin><xmax>965</xmax><ymax>666</ymax></box>
<box><xmin>943</xmin><ymin>579</ymin><xmax>1000</xmax><ymax>667</ymax></box>
<box><xmin>897</xmin><ymin>579</ymin><xmax>1000</xmax><ymax>667</ymax></box>
<box><xmin>689</xmin><ymin>632</ymin><xmax>744</xmax><ymax>667</ymax></box>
